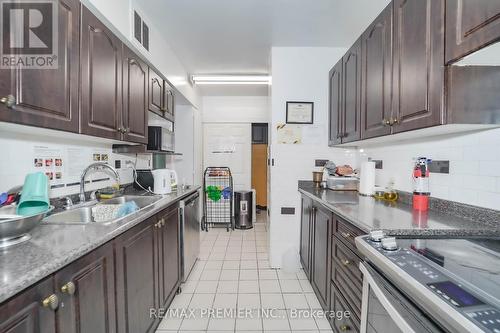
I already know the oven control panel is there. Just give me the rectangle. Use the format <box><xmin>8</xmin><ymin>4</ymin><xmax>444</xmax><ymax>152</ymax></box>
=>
<box><xmin>361</xmin><ymin>235</ymin><xmax>500</xmax><ymax>333</ymax></box>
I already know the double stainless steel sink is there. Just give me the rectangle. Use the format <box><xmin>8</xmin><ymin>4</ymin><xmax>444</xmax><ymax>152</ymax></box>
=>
<box><xmin>43</xmin><ymin>195</ymin><xmax>161</xmax><ymax>225</ymax></box>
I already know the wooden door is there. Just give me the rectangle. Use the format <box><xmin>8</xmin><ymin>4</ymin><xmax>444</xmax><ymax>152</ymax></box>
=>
<box><xmin>311</xmin><ymin>205</ymin><xmax>331</xmax><ymax>310</ymax></box>
<box><xmin>158</xmin><ymin>206</ymin><xmax>180</xmax><ymax>307</ymax></box>
<box><xmin>80</xmin><ymin>6</ymin><xmax>122</xmax><ymax>140</ymax></box>
<box><xmin>299</xmin><ymin>197</ymin><xmax>313</xmax><ymax>279</ymax></box>
<box><xmin>328</xmin><ymin>60</ymin><xmax>343</xmax><ymax>146</ymax></box>
<box><xmin>251</xmin><ymin>144</ymin><xmax>268</xmax><ymax>207</ymax></box>
<box><xmin>342</xmin><ymin>39</ymin><xmax>362</xmax><ymax>143</ymax></box>
<box><xmin>0</xmin><ymin>278</ymin><xmax>57</xmax><ymax>333</ymax></box>
<box><xmin>163</xmin><ymin>82</ymin><xmax>175</xmax><ymax>121</ymax></box>
<box><xmin>392</xmin><ymin>0</ymin><xmax>444</xmax><ymax>133</ymax></box>
<box><xmin>361</xmin><ymin>4</ymin><xmax>393</xmax><ymax>139</ymax></box>
<box><xmin>148</xmin><ymin>69</ymin><xmax>164</xmax><ymax>115</ymax></box>
<box><xmin>115</xmin><ymin>216</ymin><xmax>159</xmax><ymax>333</ymax></box>
<box><xmin>123</xmin><ymin>46</ymin><xmax>148</xmax><ymax>144</ymax></box>
<box><xmin>0</xmin><ymin>0</ymin><xmax>79</xmax><ymax>133</ymax></box>
<box><xmin>55</xmin><ymin>243</ymin><xmax>116</xmax><ymax>333</ymax></box>
<box><xmin>446</xmin><ymin>0</ymin><xmax>500</xmax><ymax>63</ymax></box>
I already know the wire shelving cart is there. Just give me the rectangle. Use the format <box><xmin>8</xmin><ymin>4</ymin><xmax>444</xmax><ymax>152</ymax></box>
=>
<box><xmin>203</xmin><ymin>167</ymin><xmax>234</xmax><ymax>231</ymax></box>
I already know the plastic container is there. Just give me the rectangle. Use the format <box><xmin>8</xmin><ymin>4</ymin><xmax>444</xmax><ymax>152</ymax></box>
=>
<box><xmin>17</xmin><ymin>172</ymin><xmax>49</xmax><ymax>216</ymax></box>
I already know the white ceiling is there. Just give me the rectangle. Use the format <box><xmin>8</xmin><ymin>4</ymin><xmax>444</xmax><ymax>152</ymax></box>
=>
<box><xmin>139</xmin><ymin>0</ymin><xmax>390</xmax><ymax>76</ymax></box>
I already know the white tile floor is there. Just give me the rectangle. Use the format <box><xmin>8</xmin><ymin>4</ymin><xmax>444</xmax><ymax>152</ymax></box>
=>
<box><xmin>156</xmin><ymin>214</ymin><xmax>333</xmax><ymax>333</ymax></box>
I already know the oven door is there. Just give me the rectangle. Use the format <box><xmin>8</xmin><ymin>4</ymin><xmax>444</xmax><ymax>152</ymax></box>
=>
<box><xmin>359</xmin><ymin>262</ymin><xmax>444</xmax><ymax>333</ymax></box>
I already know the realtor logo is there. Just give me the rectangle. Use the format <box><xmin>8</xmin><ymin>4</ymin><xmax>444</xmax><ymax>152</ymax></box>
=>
<box><xmin>1</xmin><ymin>0</ymin><xmax>58</xmax><ymax>68</ymax></box>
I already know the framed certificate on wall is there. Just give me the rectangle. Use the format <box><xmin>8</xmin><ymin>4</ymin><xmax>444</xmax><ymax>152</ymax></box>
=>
<box><xmin>286</xmin><ymin>101</ymin><xmax>314</xmax><ymax>124</ymax></box>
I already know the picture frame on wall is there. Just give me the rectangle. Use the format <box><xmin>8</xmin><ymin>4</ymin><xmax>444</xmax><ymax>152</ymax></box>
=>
<box><xmin>286</xmin><ymin>101</ymin><xmax>314</xmax><ymax>124</ymax></box>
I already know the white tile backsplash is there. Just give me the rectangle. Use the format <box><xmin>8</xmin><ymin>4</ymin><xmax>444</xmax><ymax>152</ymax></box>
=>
<box><xmin>0</xmin><ymin>127</ymin><xmax>135</xmax><ymax>198</ymax></box>
<box><xmin>359</xmin><ymin>128</ymin><xmax>500</xmax><ymax>210</ymax></box>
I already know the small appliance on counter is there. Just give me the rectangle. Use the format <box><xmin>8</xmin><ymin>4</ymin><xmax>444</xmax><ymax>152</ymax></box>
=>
<box><xmin>323</xmin><ymin>161</ymin><xmax>359</xmax><ymax>191</ymax></box>
<box><xmin>134</xmin><ymin>168</ymin><xmax>178</xmax><ymax>194</ymax></box>
<box><xmin>356</xmin><ymin>233</ymin><xmax>500</xmax><ymax>333</ymax></box>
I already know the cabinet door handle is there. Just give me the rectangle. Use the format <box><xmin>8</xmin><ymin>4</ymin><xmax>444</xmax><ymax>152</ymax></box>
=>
<box><xmin>388</xmin><ymin>117</ymin><xmax>399</xmax><ymax>126</ymax></box>
<box><xmin>160</xmin><ymin>218</ymin><xmax>165</xmax><ymax>227</ymax></box>
<box><xmin>0</xmin><ymin>95</ymin><xmax>16</xmax><ymax>109</ymax></box>
<box><xmin>42</xmin><ymin>294</ymin><xmax>59</xmax><ymax>311</ymax></box>
<box><xmin>61</xmin><ymin>281</ymin><xmax>76</xmax><ymax>295</ymax></box>
<box><xmin>155</xmin><ymin>222</ymin><xmax>160</xmax><ymax>228</ymax></box>
<box><xmin>381</xmin><ymin>118</ymin><xmax>390</xmax><ymax>127</ymax></box>
<box><xmin>341</xmin><ymin>232</ymin><xmax>352</xmax><ymax>239</ymax></box>
<box><xmin>342</xmin><ymin>259</ymin><xmax>350</xmax><ymax>266</ymax></box>
<box><xmin>339</xmin><ymin>324</ymin><xmax>351</xmax><ymax>331</ymax></box>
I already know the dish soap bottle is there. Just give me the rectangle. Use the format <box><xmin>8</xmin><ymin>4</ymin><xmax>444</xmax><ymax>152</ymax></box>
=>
<box><xmin>384</xmin><ymin>179</ymin><xmax>398</xmax><ymax>202</ymax></box>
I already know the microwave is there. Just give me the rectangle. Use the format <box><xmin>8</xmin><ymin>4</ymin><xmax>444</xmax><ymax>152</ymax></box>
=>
<box><xmin>147</xmin><ymin>126</ymin><xmax>175</xmax><ymax>152</ymax></box>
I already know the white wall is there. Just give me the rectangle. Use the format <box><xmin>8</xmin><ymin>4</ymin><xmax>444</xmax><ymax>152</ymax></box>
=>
<box><xmin>173</xmin><ymin>105</ymin><xmax>195</xmax><ymax>186</ymax></box>
<box><xmin>268</xmin><ymin>47</ymin><xmax>356</xmax><ymax>268</ymax></box>
<box><xmin>359</xmin><ymin>128</ymin><xmax>500</xmax><ymax>210</ymax></box>
<box><xmin>202</xmin><ymin>96</ymin><xmax>269</xmax><ymax>123</ymax></box>
<box><xmin>82</xmin><ymin>0</ymin><xmax>199</xmax><ymax>108</ymax></box>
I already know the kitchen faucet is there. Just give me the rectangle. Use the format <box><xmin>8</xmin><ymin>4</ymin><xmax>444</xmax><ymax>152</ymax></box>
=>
<box><xmin>80</xmin><ymin>162</ymin><xmax>120</xmax><ymax>202</ymax></box>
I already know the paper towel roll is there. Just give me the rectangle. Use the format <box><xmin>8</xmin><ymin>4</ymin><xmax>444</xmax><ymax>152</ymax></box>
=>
<box><xmin>359</xmin><ymin>161</ymin><xmax>376</xmax><ymax>196</ymax></box>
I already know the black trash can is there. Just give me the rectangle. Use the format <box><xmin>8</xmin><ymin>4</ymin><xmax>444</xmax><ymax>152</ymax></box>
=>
<box><xmin>234</xmin><ymin>190</ymin><xmax>253</xmax><ymax>229</ymax></box>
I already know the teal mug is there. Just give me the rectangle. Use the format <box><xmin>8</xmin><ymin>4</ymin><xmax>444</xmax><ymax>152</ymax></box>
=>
<box><xmin>16</xmin><ymin>172</ymin><xmax>50</xmax><ymax>216</ymax></box>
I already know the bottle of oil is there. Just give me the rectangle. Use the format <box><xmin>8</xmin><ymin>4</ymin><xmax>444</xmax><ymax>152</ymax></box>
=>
<box><xmin>384</xmin><ymin>179</ymin><xmax>398</xmax><ymax>202</ymax></box>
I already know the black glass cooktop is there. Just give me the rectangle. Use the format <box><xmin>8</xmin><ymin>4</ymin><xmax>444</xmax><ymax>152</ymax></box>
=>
<box><xmin>400</xmin><ymin>238</ymin><xmax>500</xmax><ymax>303</ymax></box>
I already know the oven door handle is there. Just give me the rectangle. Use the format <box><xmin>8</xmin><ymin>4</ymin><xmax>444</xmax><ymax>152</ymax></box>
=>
<box><xmin>360</xmin><ymin>262</ymin><xmax>418</xmax><ymax>333</ymax></box>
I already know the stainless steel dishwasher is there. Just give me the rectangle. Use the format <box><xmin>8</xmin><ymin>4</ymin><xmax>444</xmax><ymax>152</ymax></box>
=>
<box><xmin>179</xmin><ymin>191</ymin><xmax>201</xmax><ymax>282</ymax></box>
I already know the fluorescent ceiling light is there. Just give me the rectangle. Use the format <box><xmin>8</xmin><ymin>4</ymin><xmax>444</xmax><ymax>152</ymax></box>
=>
<box><xmin>191</xmin><ymin>75</ymin><xmax>271</xmax><ymax>85</ymax></box>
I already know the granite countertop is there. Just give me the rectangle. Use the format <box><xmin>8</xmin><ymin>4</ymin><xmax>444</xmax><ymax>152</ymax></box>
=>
<box><xmin>0</xmin><ymin>186</ymin><xmax>200</xmax><ymax>304</ymax></box>
<box><xmin>298</xmin><ymin>183</ymin><xmax>500</xmax><ymax>237</ymax></box>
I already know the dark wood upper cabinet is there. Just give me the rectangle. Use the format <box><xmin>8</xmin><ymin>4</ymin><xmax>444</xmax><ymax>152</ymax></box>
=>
<box><xmin>55</xmin><ymin>243</ymin><xmax>116</xmax><ymax>333</ymax></box>
<box><xmin>361</xmin><ymin>4</ymin><xmax>393</xmax><ymax>139</ymax></box>
<box><xmin>123</xmin><ymin>46</ymin><xmax>148</xmax><ymax>144</ymax></box>
<box><xmin>0</xmin><ymin>0</ymin><xmax>79</xmax><ymax>133</ymax></box>
<box><xmin>115</xmin><ymin>216</ymin><xmax>159</xmax><ymax>333</ymax></box>
<box><xmin>446</xmin><ymin>0</ymin><xmax>500</xmax><ymax>63</ymax></box>
<box><xmin>80</xmin><ymin>6</ymin><xmax>123</xmax><ymax>140</ymax></box>
<box><xmin>157</xmin><ymin>206</ymin><xmax>180</xmax><ymax>307</ymax></box>
<box><xmin>311</xmin><ymin>205</ymin><xmax>331</xmax><ymax>310</ymax></box>
<box><xmin>392</xmin><ymin>0</ymin><xmax>444</xmax><ymax>133</ymax></box>
<box><xmin>0</xmin><ymin>277</ymin><xmax>56</xmax><ymax>333</ymax></box>
<box><xmin>163</xmin><ymin>82</ymin><xmax>175</xmax><ymax>121</ymax></box>
<box><xmin>148</xmin><ymin>69</ymin><xmax>164</xmax><ymax>115</ymax></box>
<box><xmin>328</xmin><ymin>61</ymin><xmax>343</xmax><ymax>146</ymax></box>
<box><xmin>342</xmin><ymin>39</ymin><xmax>362</xmax><ymax>143</ymax></box>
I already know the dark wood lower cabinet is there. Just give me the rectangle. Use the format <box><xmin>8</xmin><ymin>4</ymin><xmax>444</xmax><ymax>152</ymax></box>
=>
<box><xmin>115</xmin><ymin>216</ymin><xmax>159</xmax><ymax>333</ymax></box>
<box><xmin>299</xmin><ymin>197</ymin><xmax>313</xmax><ymax>279</ymax></box>
<box><xmin>55</xmin><ymin>243</ymin><xmax>116</xmax><ymax>333</ymax></box>
<box><xmin>299</xmin><ymin>194</ymin><xmax>366</xmax><ymax>332</ymax></box>
<box><xmin>157</xmin><ymin>206</ymin><xmax>181</xmax><ymax>307</ymax></box>
<box><xmin>330</xmin><ymin>283</ymin><xmax>361</xmax><ymax>333</ymax></box>
<box><xmin>0</xmin><ymin>204</ymin><xmax>182</xmax><ymax>333</ymax></box>
<box><xmin>0</xmin><ymin>278</ymin><xmax>57</xmax><ymax>333</ymax></box>
<box><xmin>311</xmin><ymin>204</ymin><xmax>332</xmax><ymax>310</ymax></box>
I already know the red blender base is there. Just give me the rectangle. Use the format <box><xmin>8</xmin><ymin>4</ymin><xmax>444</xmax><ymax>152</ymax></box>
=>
<box><xmin>413</xmin><ymin>193</ymin><xmax>429</xmax><ymax>211</ymax></box>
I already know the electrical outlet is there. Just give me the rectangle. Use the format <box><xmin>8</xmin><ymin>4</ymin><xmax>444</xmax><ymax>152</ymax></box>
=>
<box><xmin>429</xmin><ymin>160</ymin><xmax>450</xmax><ymax>174</ymax></box>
